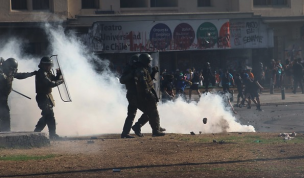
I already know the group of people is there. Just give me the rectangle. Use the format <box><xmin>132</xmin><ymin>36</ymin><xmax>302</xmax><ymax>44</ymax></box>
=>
<box><xmin>0</xmin><ymin>57</ymin><xmax>64</xmax><ymax>140</ymax></box>
<box><xmin>119</xmin><ymin>53</ymin><xmax>165</xmax><ymax>138</ymax></box>
<box><xmin>161</xmin><ymin>62</ymin><xmax>215</xmax><ymax>102</ymax></box>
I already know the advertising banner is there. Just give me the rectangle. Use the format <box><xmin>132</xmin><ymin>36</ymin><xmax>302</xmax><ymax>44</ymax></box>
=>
<box><xmin>82</xmin><ymin>19</ymin><xmax>273</xmax><ymax>53</ymax></box>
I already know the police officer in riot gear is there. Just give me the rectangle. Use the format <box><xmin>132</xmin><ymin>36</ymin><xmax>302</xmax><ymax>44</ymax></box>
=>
<box><xmin>134</xmin><ymin>53</ymin><xmax>165</xmax><ymax>137</ymax></box>
<box><xmin>120</xmin><ymin>54</ymin><xmax>148</xmax><ymax>138</ymax></box>
<box><xmin>34</xmin><ymin>57</ymin><xmax>64</xmax><ymax>140</ymax></box>
<box><xmin>0</xmin><ymin>58</ymin><xmax>36</xmax><ymax>132</ymax></box>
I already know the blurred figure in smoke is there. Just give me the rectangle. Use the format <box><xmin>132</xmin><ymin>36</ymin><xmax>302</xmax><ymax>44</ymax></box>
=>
<box><xmin>292</xmin><ymin>58</ymin><xmax>304</xmax><ymax>94</ymax></box>
<box><xmin>34</xmin><ymin>57</ymin><xmax>64</xmax><ymax>140</ymax></box>
<box><xmin>189</xmin><ymin>70</ymin><xmax>203</xmax><ymax>101</ymax></box>
<box><xmin>175</xmin><ymin>73</ymin><xmax>192</xmax><ymax>101</ymax></box>
<box><xmin>203</xmin><ymin>62</ymin><xmax>213</xmax><ymax>92</ymax></box>
<box><xmin>234</xmin><ymin>73</ymin><xmax>244</xmax><ymax>108</ymax></box>
<box><xmin>0</xmin><ymin>58</ymin><xmax>36</xmax><ymax>132</ymax></box>
<box><xmin>134</xmin><ymin>53</ymin><xmax>165</xmax><ymax>137</ymax></box>
<box><xmin>119</xmin><ymin>54</ymin><xmax>149</xmax><ymax>138</ymax></box>
<box><xmin>161</xmin><ymin>74</ymin><xmax>175</xmax><ymax>103</ymax></box>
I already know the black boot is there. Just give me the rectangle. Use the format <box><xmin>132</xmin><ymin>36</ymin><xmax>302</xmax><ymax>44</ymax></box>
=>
<box><xmin>160</xmin><ymin>127</ymin><xmax>166</xmax><ymax>132</ymax></box>
<box><xmin>152</xmin><ymin>130</ymin><xmax>165</xmax><ymax>137</ymax></box>
<box><xmin>132</xmin><ymin>123</ymin><xmax>144</xmax><ymax>137</ymax></box>
<box><xmin>256</xmin><ymin>104</ymin><xmax>262</xmax><ymax>111</ymax></box>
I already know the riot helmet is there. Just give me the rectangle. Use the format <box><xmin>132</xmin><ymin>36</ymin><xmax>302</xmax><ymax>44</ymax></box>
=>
<box><xmin>2</xmin><ymin>58</ymin><xmax>18</xmax><ymax>75</ymax></box>
<box><xmin>38</xmin><ymin>57</ymin><xmax>53</xmax><ymax>68</ymax></box>
<box><xmin>139</xmin><ymin>53</ymin><xmax>152</xmax><ymax>67</ymax></box>
<box><xmin>128</xmin><ymin>54</ymin><xmax>140</xmax><ymax>66</ymax></box>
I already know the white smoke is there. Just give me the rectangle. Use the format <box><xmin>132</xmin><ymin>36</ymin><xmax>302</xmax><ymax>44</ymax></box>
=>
<box><xmin>4</xmin><ymin>25</ymin><xmax>254</xmax><ymax>136</ymax></box>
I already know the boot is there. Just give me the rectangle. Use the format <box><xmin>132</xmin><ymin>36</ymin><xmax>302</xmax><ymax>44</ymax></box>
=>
<box><xmin>121</xmin><ymin>133</ymin><xmax>135</xmax><ymax>138</ymax></box>
<box><xmin>160</xmin><ymin>127</ymin><xmax>166</xmax><ymax>132</ymax></box>
<box><xmin>256</xmin><ymin>104</ymin><xmax>262</xmax><ymax>111</ymax></box>
<box><xmin>132</xmin><ymin>123</ymin><xmax>144</xmax><ymax>137</ymax></box>
<box><xmin>152</xmin><ymin>130</ymin><xmax>165</xmax><ymax>137</ymax></box>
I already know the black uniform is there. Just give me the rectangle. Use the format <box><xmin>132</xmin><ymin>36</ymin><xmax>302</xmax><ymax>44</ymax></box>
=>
<box><xmin>0</xmin><ymin>67</ymin><xmax>35</xmax><ymax>132</ymax></box>
<box><xmin>135</xmin><ymin>65</ymin><xmax>162</xmax><ymax>134</ymax></box>
<box><xmin>34</xmin><ymin>69</ymin><xmax>63</xmax><ymax>138</ymax></box>
<box><xmin>203</xmin><ymin>67</ymin><xmax>213</xmax><ymax>91</ymax></box>
<box><xmin>120</xmin><ymin>64</ymin><xmax>149</xmax><ymax>137</ymax></box>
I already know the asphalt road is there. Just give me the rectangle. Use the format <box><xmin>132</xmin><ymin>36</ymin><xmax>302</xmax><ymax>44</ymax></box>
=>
<box><xmin>235</xmin><ymin>103</ymin><xmax>304</xmax><ymax>133</ymax></box>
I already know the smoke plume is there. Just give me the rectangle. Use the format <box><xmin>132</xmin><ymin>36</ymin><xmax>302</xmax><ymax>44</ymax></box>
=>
<box><xmin>3</xmin><ymin>25</ymin><xmax>255</xmax><ymax>136</ymax></box>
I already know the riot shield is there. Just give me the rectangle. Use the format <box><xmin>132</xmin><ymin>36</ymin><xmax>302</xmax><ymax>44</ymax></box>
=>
<box><xmin>50</xmin><ymin>55</ymin><xmax>72</xmax><ymax>102</ymax></box>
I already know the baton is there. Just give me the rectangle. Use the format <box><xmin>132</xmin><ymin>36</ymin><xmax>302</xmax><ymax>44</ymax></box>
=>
<box><xmin>12</xmin><ymin>89</ymin><xmax>31</xmax><ymax>100</ymax></box>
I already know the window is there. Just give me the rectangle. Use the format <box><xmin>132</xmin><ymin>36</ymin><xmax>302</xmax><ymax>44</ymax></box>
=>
<box><xmin>120</xmin><ymin>0</ymin><xmax>148</xmax><ymax>8</ymax></box>
<box><xmin>82</xmin><ymin>0</ymin><xmax>99</xmax><ymax>9</ymax></box>
<box><xmin>253</xmin><ymin>0</ymin><xmax>288</xmax><ymax>6</ymax></box>
<box><xmin>198</xmin><ymin>0</ymin><xmax>211</xmax><ymax>7</ymax></box>
<box><xmin>150</xmin><ymin>0</ymin><xmax>178</xmax><ymax>7</ymax></box>
<box><xmin>33</xmin><ymin>0</ymin><xmax>49</xmax><ymax>10</ymax></box>
<box><xmin>11</xmin><ymin>0</ymin><xmax>27</xmax><ymax>10</ymax></box>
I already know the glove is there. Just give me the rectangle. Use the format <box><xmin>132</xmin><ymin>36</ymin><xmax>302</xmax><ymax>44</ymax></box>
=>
<box><xmin>56</xmin><ymin>68</ymin><xmax>62</xmax><ymax>76</ymax></box>
<box><xmin>32</xmin><ymin>71</ymin><xmax>37</xmax><ymax>75</ymax></box>
<box><xmin>55</xmin><ymin>80</ymin><xmax>64</xmax><ymax>86</ymax></box>
<box><xmin>152</xmin><ymin>66</ymin><xmax>159</xmax><ymax>73</ymax></box>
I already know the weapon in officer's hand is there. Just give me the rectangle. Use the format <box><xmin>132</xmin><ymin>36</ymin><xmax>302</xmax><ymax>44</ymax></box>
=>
<box><xmin>12</xmin><ymin>89</ymin><xmax>31</xmax><ymax>100</ymax></box>
<box><xmin>50</xmin><ymin>55</ymin><xmax>72</xmax><ymax>102</ymax></box>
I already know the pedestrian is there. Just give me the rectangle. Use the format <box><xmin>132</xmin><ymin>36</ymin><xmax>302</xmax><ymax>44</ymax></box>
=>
<box><xmin>33</xmin><ymin>57</ymin><xmax>64</xmax><ymax>140</ymax></box>
<box><xmin>189</xmin><ymin>70</ymin><xmax>203</xmax><ymax>101</ymax></box>
<box><xmin>221</xmin><ymin>69</ymin><xmax>234</xmax><ymax>93</ymax></box>
<box><xmin>134</xmin><ymin>53</ymin><xmax>165</xmax><ymax>137</ymax></box>
<box><xmin>276</xmin><ymin>60</ymin><xmax>283</xmax><ymax>88</ymax></box>
<box><xmin>203</xmin><ymin>62</ymin><xmax>213</xmax><ymax>92</ymax></box>
<box><xmin>234</xmin><ymin>73</ymin><xmax>244</xmax><ymax>107</ymax></box>
<box><xmin>292</xmin><ymin>58</ymin><xmax>304</xmax><ymax>94</ymax></box>
<box><xmin>175</xmin><ymin>73</ymin><xmax>192</xmax><ymax>100</ymax></box>
<box><xmin>271</xmin><ymin>59</ymin><xmax>277</xmax><ymax>87</ymax></box>
<box><xmin>0</xmin><ymin>58</ymin><xmax>36</xmax><ymax>132</ymax></box>
<box><xmin>161</xmin><ymin>74</ymin><xmax>175</xmax><ymax>102</ymax></box>
<box><xmin>284</xmin><ymin>59</ymin><xmax>293</xmax><ymax>89</ymax></box>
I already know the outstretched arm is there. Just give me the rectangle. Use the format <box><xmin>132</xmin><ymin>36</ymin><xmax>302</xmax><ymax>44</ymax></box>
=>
<box><xmin>14</xmin><ymin>71</ymin><xmax>36</xmax><ymax>79</ymax></box>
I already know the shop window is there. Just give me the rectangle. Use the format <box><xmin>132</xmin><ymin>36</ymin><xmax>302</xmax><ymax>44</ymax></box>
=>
<box><xmin>120</xmin><ymin>0</ymin><xmax>148</xmax><ymax>8</ymax></box>
<box><xmin>253</xmin><ymin>0</ymin><xmax>288</xmax><ymax>6</ymax></box>
<box><xmin>33</xmin><ymin>0</ymin><xmax>49</xmax><ymax>10</ymax></box>
<box><xmin>11</xmin><ymin>0</ymin><xmax>27</xmax><ymax>10</ymax></box>
<box><xmin>82</xmin><ymin>0</ymin><xmax>99</xmax><ymax>9</ymax></box>
<box><xmin>198</xmin><ymin>0</ymin><xmax>211</xmax><ymax>7</ymax></box>
<box><xmin>150</xmin><ymin>0</ymin><xmax>178</xmax><ymax>7</ymax></box>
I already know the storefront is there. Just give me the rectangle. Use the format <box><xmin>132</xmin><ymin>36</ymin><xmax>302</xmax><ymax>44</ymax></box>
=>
<box><xmin>77</xmin><ymin>16</ymin><xmax>274</xmax><ymax>74</ymax></box>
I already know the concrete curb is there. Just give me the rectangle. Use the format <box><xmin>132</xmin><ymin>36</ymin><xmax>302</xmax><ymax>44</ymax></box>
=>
<box><xmin>0</xmin><ymin>132</ymin><xmax>50</xmax><ymax>148</ymax></box>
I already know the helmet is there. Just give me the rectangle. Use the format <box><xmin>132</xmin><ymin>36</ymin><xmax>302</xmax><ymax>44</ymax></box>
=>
<box><xmin>128</xmin><ymin>54</ymin><xmax>140</xmax><ymax>65</ymax></box>
<box><xmin>139</xmin><ymin>53</ymin><xmax>152</xmax><ymax>66</ymax></box>
<box><xmin>38</xmin><ymin>57</ymin><xmax>53</xmax><ymax>68</ymax></box>
<box><xmin>2</xmin><ymin>58</ymin><xmax>18</xmax><ymax>74</ymax></box>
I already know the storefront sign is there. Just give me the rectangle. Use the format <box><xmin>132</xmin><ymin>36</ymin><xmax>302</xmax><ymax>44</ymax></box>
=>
<box><xmin>82</xmin><ymin>19</ymin><xmax>273</xmax><ymax>53</ymax></box>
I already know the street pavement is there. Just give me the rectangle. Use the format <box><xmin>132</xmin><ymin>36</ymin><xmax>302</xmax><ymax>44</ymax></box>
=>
<box><xmin>185</xmin><ymin>87</ymin><xmax>304</xmax><ymax>134</ymax></box>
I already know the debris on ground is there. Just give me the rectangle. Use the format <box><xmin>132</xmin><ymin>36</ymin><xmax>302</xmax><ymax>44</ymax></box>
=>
<box><xmin>279</xmin><ymin>132</ymin><xmax>296</xmax><ymax>140</ymax></box>
<box><xmin>87</xmin><ymin>140</ymin><xmax>95</xmax><ymax>144</ymax></box>
<box><xmin>113</xmin><ymin>169</ymin><xmax>121</xmax><ymax>172</ymax></box>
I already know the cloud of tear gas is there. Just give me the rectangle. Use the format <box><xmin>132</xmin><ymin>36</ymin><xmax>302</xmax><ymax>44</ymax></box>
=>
<box><xmin>4</xmin><ymin>25</ymin><xmax>254</xmax><ymax>136</ymax></box>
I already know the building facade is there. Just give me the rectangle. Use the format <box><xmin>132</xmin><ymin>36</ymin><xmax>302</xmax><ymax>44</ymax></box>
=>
<box><xmin>0</xmin><ymin>0</ymin><xmax>303</xmax><ymax>73</ymax></box>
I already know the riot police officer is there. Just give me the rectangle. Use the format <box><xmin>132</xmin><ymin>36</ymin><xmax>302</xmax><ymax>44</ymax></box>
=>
<box><xmin>0</xmin><ymin>58</ymin><xmax>36</xmax><ymax>132</ymax></box>
<box><xmin>134</xmin><ymin>53</ymin><xmax>165</xmax><ymax>137</ymax></box>
<box><xmin>120</xmin><ymin>54</ymin><xmax>150</xmax><ymax>138</ymax></box>
<box><xmin>33</xmin><ymin>57</ymin><xmax>63</xmax><ymax>140</ymax></box>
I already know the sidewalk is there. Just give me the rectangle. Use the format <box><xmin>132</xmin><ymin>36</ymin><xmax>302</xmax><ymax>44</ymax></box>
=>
<box><xmin>184</xmin><ymin>87</ymin><xmax>304</xmax><ymax>106</ymax></box>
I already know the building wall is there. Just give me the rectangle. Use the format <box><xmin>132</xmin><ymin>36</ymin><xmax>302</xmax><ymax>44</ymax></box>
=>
<box><xmin>0</xmin><ymin>0</ymin><xmax>68</xmax><ymax>22</ymax></box>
